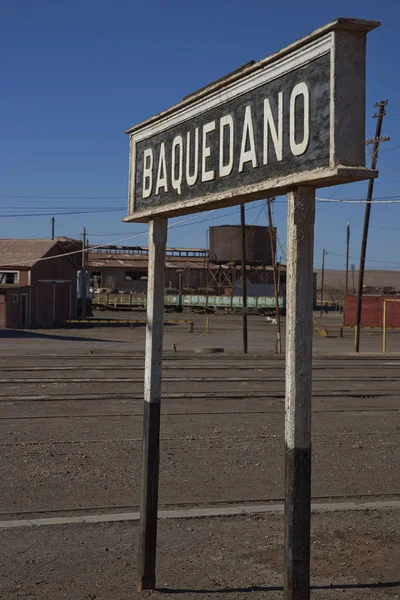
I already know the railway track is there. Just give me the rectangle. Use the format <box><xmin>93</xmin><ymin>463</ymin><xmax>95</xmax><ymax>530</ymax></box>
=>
<box><xmin>1</xmin><ymin>352</ymin><xmax>399</xmax><ymax>523</ymax></box>
<box><xmin>2</xmin><ymin>491</ymin><xmax>400</xmax><ymax>521</ymax></box>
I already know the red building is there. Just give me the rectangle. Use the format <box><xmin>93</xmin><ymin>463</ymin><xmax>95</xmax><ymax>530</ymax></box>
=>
<box><xmin>344</xmin><ymin>295</ymin><xmax>400</xmax><ymax>328</ymax></box>
<box><xmin>0</xmin><ymin>239</ymin><xmax>78</xmax><ymax>328</ymax></box>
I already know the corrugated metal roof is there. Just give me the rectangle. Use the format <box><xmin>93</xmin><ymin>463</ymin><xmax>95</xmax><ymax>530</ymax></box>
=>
<box><xmin>88</xmin><ymin>254</ymin><xmax>286</xmax><ymax>272</ymax></box>
<box><xmin>88</xmin><ymin>255</ymin><xmax>206</xmax><ymax>269</ymax></box>
<box><xmin>0</xmin><ymin>239</ymin><xmax>58</xmax><ymax>268</ymax></box>
<box><xmin>165</xmin><ymin>260</ymin><xmax>207</xmax><ymax>269</ymax></box>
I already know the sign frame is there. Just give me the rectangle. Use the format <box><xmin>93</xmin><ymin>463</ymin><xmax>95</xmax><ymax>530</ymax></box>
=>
<box><xmin>124</xmin><ymin>18</ymin><xmax>379</xmax><ymax>223</ymax></box>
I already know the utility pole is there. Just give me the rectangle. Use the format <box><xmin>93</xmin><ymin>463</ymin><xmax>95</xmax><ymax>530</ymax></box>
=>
<box><xmin>345</xmin><ymin>221</ymin><xmax>350</xmax><ymax>296</ymax></box>
<box><xmin>240</xmin><ymin>204</ymin><xmax>248</xmax><ymax>353</ymax></box>
<box><xmin>81</xmin><ymin>227</ymin><xmax>87</xmax><ymax>319</ymax></box>
<box><xmin>320</xmin><ymin>249</ymin><xmax>327</xmax><ymax>317</ymax></box>
<box><xmin>355</xmin><ymin>100</ymin><xmax>389</xmax><ymax>352</ymax></box>
<box><xmin>266</xmin><ymin>198</ymin><xmax>282</xmax><ymax>353</ymax></box>
<box><xmin>343</xmin><ymin>221</ymin><xmax>351</xmax><ymax>321</ymax></box>
<box><xmin>51</xmin><ymin>217</ymin><xmax>55</xmax><ymax>240</ymax></box>
<box><xmin>351</xmin><ymin>264</ymin><xmax>356</xmax><ymax>294</ymax></box>
<box><xmin>177</xmin><ymin>269</ymin><xmax>184</xmax><ymax>312</ymax></box>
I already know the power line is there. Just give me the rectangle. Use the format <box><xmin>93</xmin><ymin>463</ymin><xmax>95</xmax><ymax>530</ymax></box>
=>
<box><xmin>380</xmin><ymin>144</ymin><xmax>400</xmax><ymax>153</ymax></box>
<box><xmin>2</xmin><ymin>193</ymin><xmax>400</xmax><ymax>217</ymax></box>
<box><xmin>327</xmin><ymin>251</ymin><xmax>400</xmax><ymax>267</ymax></box>
<box><xmin>320</xmin><ymin>193</ymin><xmax>400</xmax><ymax>200</ymax></box>
<box><xmin>371</xmin><ymin>225</ymin><xmax>400</xmax><ymax>232</ymax></box>
<box><xmin>0</xmin><ymin>205</ymin><xmax>126</xmax><ymax>209</ymax></box>
<box><xmin>316</xmin><ymin>197</ymin><xmax>400</xmax><ymax>204</ymax></box>
<box><xmin>169</xmin><ymin>201</ymin><xmax>265</xmax><ymax>229</ymax></box>
<box><xmin>0</xmin><ymin>208</ymin><xmax>126</xmax><ymax>218</ymax></box>
<box><xmin>0</xmin><ymin>199</ymin><xmax>286</xmax><ymax>219</ymax></box>
<box><xmin>9</xmin><ymin>210</ymin><xmax>218</xmax><ymax>266</ymax></box>
<box><xmin>2</xmin><ymin>173</ymin><xmax>400</xmax><ymax>202</ymax></box>
<box><xmin>0</xmin><ymin>194</ymin><xmax>126</xmax><ymax>200</ymax></box>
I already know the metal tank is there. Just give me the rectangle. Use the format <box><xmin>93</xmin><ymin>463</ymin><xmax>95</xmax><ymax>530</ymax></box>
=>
<box><xmin>209</xmin><ymin>225</ymin><xmax>275</xmax><ymax>265</ymax></box>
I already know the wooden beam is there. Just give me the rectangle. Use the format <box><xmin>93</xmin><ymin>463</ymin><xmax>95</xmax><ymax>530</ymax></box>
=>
<box><xmin>137</xmin><ymin>217</ymin><xmax>167</xmax><ymax>591</ymax></box>
<box><xmin>284</xmin><ymin>187</ymin><xmax>315</xmax><ymax>600</ymax></box>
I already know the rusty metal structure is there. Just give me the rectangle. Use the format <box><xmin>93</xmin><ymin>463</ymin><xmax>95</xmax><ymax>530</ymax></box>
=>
<box><xmin>209</xmin><ymin>225</ymin><xmax>274</xmax><ymax>264</ymax></box>
<box><xmin>200</xmin><ymin>225</ymin><xmax>278</xmax><ymax>296</ymax></box>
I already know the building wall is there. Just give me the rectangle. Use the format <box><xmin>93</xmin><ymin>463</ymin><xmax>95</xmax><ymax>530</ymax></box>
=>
<box><xmin>30</xmin><ymin>249</ymin><xmax>77</xmax><ymax>327</ymax></box>
<box><xmin>18</xmin><ymin>270</ymin><xmax>30</xmax><ymax>286</ymax></box>
<box><xmin>5</xmin><ymin>290</ymin><xmax>21</xmax><ymax>328</ymax></box>
<box><xmin>166</xmin><ymin>268</ymin><xmax>205</xmax><ymax>290</ymax></box>
<box><xmin>0</xmin><ymin>243</ymin><xmax>78</xmax><ymax>328</ymax></box>
<box><xmin>0</xmin><ymin>293</ymin><xmax>6</xmax><ymax>328</ymax></box>
<box><xmin>0</xmin><ymin>287</ymin><xmax>31</xmax><ymax>328</ymax></box>
<box><xmin>95</xmin><ymin>267</ymin><xmax>148</xmax><ymax>293</ymax></box>
<box><xmin>344</xmin><ymin>295</ymin><xmax>400</xmax><ymax>327</ymax></box>
<box><xmin>91</xmin><ymin>263</ymin><xmax>294</xmax><ymax>295</ymax></box>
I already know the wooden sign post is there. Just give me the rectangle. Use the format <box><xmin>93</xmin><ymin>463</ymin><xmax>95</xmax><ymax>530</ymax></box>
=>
<box><xmin>137</xmin><ymin>218</ymin><xmax>167</xmax><ymax>591</ymax></box>
<box><xmin>124</xmin><ymin>18</ymin><xmax>379</xmax><ymax>596</ymax></box>
<box><xmin>284</xmin><ymin>188</ymin><xmax>315</xmax><ymax>599</ymax></box>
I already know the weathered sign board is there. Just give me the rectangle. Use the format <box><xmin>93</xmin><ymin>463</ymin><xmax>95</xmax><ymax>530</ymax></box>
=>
<box><xmin>125</xmin><ymin>18</ymin><xmax>379</xmax><ymax>222</ymax></box>
<box><xmin>126</xmin><ymin>17</ymin><xmax>380</xmax><ymax>600</ymax></box>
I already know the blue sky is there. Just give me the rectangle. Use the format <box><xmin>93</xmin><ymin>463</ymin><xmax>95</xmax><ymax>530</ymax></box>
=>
<box><xmin>1</xmin><ymin>0</ymin><xmax>399</xmax><ymax>270</ymax></box>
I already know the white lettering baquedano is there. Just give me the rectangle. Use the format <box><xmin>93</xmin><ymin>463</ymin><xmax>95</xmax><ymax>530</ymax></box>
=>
<box><xmin>142</xmin><ymin>148</ymin><xmax>153</xmax><ymax>198</ymax></box>
<box><xmin>219</xmin><ymin>115</ymin><xmax>234</xmax><ymax>178</ymax></box>
<box><xmin>202</xmin><ymin>121</ymin><xmax>216</xmax><ymax>182</ymax></box>
<box><xmin>171</xmin><ymin>136</ymin><xmax>183</xmax><ymax>195</ymax></box>
<box><xmin>239</xmin><ymin>106</ymin><xmax>258</xmax><ymax>172</ymax></box>
<box><xmin>263</xmin><ymin>92</ymin><xmax>283</xmax><ymax>164</ymax></box>
<box><xmin>289</xmin><ymin>82</ymin><xmax>310</xmax><ymax>156</ymax></box>
<box><xmin>186</xmin><ymin>128</ymin><xmax>199</xmax><ymax>186</ymax></box>
<box><xmin>155</xmin><ymin>142</ymin><xmax>168</xmax><ymax>194</ymax></box>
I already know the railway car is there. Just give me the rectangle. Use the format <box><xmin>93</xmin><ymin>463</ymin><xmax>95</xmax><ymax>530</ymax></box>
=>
<box><xmin>91</xmin><ymin>292</ymin><xmax>286</xmax><ymax>315</ymax></box>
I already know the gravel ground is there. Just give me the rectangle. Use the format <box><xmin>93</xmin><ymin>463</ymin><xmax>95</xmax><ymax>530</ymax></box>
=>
<box><xmin>1</xmin><ymin>324</ymin><xmax>400</xmax><ymax>599</ymax></box>
<box><xmin>1</xmin><ymin>510</ymin><xmax>400</xmax><ymax>599</ymax></box>
<box><xmin>1</xmin><ymin>311</ymin><xmax>400</xmax><ymax>354</ymax></box>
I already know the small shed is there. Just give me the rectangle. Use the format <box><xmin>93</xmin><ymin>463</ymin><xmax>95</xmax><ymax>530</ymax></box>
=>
<box><xmin>0</xmin><ymin>239</ymin><xmax>78</xmax><ymax>329</ymax></box>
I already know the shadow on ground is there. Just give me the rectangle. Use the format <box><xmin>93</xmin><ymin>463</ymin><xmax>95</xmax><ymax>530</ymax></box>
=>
<box><xmin>0</xmin><ymin>330</ymin><xmax>128</xmax><ymax>343</ymax></box>
<box><xmin>61</xmin><ymin>322</ymin><xmax>148</xmax><ymax>329</ymax></box>
<box><xmin>158</xmin><ymin>581</ymin><xmax>400</xmax><ymax>594</ymax></box>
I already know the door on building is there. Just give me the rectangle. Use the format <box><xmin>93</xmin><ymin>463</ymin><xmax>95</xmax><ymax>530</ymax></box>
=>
<box><xmin>21</xmin><ymin>294</ymin><xmax>28</xmax><ymax>328</ymax></box>
<box><xmin>37</xmin><ymin>281</ymin><xmax>72</xmax><ymax>327</ymax></box>
<box><xmin>54</xmin><ymin>282</ymin><xmax>72</xmax><ymax>322</ymax></box>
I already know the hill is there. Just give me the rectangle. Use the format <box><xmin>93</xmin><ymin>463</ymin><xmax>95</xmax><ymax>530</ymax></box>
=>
<box><xmin>314</xmin><ymin>269</ymin><xmax>400</xmax><ymax>295</ymax></box>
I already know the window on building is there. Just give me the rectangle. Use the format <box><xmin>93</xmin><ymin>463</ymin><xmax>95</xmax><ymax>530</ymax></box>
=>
<box><xmin>12</xmin><ymin>294</ymin><xmax>19</xmax><ymax>303</ymax></box>
<box><xmin>0</xmin><ymin>271</ymin><xmax>19</xmax><ymax>285</ymax></box>
<box><xmin>125</xmin><ymin>270</ymin><xmax>148</xmax><ymax>281</ymax></box>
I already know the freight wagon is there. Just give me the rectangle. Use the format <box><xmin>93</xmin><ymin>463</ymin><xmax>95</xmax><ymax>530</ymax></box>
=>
<box><xmin>92</xmin><ymin>292</ymin><xmax>286</xmax><ymax>315</ymax></box>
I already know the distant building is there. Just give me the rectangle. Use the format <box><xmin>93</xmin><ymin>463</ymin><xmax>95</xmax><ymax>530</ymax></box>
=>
<box><xmin>88</xmin><ymin>244</ymin><xmax>290</xmax><ymax>294</ymax></box>
<box><xmin>0</xmin><ymin>239</ymin><xmax>78</xmax><ymax>328</ymax></box>
<box><xmin>88</xmin><ymin>246</ymin><xmax>209</xmax><ymax>293</ymax></box>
